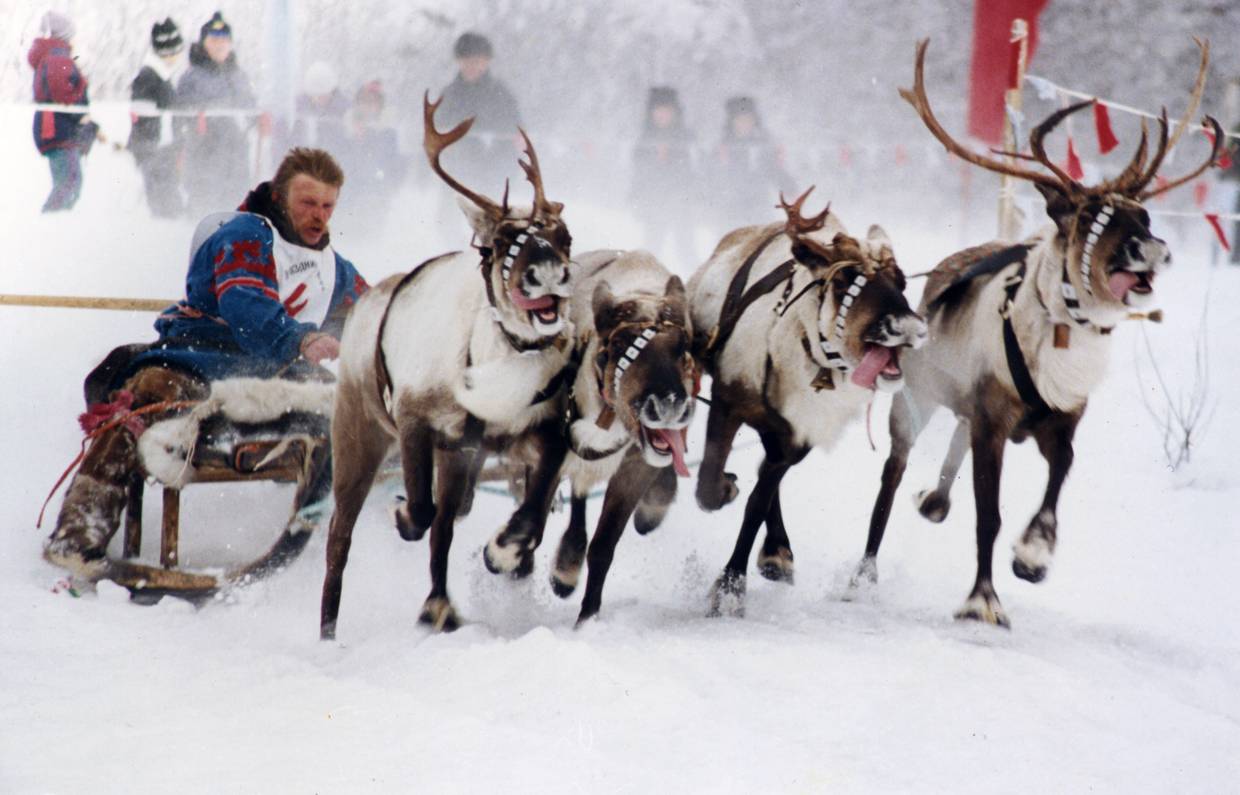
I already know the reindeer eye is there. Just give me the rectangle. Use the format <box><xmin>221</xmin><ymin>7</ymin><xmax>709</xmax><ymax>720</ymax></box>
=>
<box><xmin>560</xmin><ymin>270</ymin><xmax>570</xmax><ymax>285</ymax></box>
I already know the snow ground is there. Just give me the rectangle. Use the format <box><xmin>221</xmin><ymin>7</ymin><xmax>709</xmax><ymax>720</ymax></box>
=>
<box><xmin>2</xmin><ymin>105</ymin><xmax>1238</xmax><ymax>794</ymax></box>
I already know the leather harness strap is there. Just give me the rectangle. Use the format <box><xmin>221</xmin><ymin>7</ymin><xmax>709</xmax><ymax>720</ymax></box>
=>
<box><xmin>702</xmin><ymin>230</ymin><xmax>788</xmax><ymax>365</ymax></box>
<box><xmin>1000</xmin><ymin>264</ymin><xmax>1053</xmax><ymax>421</ymax></box>
<box><xmin>375</xmin><ymin>253</ymin><xmax>457</xmax><ymax>412</ymax></box>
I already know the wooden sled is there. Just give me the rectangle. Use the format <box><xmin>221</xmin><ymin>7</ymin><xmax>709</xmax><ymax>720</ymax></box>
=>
<box><xmin>106</xmin><ymin>411</ymin><xmax>332</xmax><ymax>602</ymax></box>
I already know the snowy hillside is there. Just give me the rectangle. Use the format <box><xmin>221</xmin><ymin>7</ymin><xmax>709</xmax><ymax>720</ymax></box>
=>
<box><xmin>3</xmin><ymin>72</ymin><xmax>1240</xmax><ymax>795</ymax></box>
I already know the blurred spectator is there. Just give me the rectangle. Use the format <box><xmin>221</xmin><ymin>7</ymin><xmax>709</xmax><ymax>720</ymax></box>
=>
<box><xmin>128</xmin><ymin>18</ymin><xmax>186</xmax><ymax>217</ymax></box>
<box><xmin>280</xmin><ymin>61</ymin><xmax>349</xmax><ymax>154</ymax></box>
<box><xmin>435</xmin><ymin>32</ymin><xmax>523</xmax><ymax>194</ymax></box>
<box><xmin>630</xmin><ymin>86</ymin><xmax>698</xmax><ymax>271</ymax></box>
<box><xmin>710</xmin><ymin>96</ymin><xmax>794</xmax><ymax>232</ymax></box>
<box><xmin>336</xmin><ymin>80</ymin><xmax>408</xmax><ymax>232</ymax></box>
<box><xmin>175</xmin><ymin>11</ymin><xmax>256</xmax><ymax>215</ymax></box>
<box><xmin>28</xmin><ymin>11</ymin><xmax>97</xmax><ymax>212</ymax></box>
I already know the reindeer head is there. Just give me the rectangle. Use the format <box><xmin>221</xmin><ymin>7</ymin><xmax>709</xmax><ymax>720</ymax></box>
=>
<box><xmin>780</xmin><ymin>189</ymin><xmax>927</xmax><ymax>393</ymax></box>
<box><xmin>902</xmin><ymin>39</ymin><xmax>1224</xmax><ymax>327</ymax></box>
<box><xmin>424</xmin><ymin>93</ymin><xmax>573</xmax><ymax>342</ymax></box>
<box><xmin>592</xmin><ymin>275</ymin><xmax>696</xmax><ymax>475</ymax></box>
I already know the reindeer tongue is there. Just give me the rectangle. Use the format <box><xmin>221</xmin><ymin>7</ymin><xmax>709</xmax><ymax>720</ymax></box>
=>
<box><xmin>649</xmin><ymin>427</ymin><xmax>691</xmax><ymax>478</ymax></box>
<box><xmin>850</xmin><ymin>346</ymin><xmax>893</xmax><ymax>390</ymax></box>
<box><xmin>509</xmin><ymin>287</ymin><xmax>555</xmax><ymax>311</ymax></box>
<box><xmin>1108</xmin><ymin>271</ymin><xmax>1140</xmax><ymax>301</ymax></box>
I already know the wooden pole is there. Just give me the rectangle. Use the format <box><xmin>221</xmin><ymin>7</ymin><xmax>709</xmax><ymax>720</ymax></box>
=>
<box><xmin>0</xmin><ymin>294</ymin><xmax>173</xmax><ymax>312</ymax></box>
<box><xmin>998</xmin><ymin>18</ymin><xmax>1030</xmax><ymax>241</ymax></box>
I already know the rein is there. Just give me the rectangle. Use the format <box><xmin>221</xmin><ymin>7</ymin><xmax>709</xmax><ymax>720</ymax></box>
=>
<box><xmin>38</xmin><ymin>398</ymin><xmax>200</xmax><ymax>527</ymax></box>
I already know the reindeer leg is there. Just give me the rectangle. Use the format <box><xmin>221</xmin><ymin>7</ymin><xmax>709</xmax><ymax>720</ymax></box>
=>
<box><xmin>483</xmin><ymin>420</ymin><xmax>568</xmax><ymax>578</ymax></box>
<box><xmin>320</xmin><ymin>401</ymin><xmax>391</xmax><ymax>640</ymax></box>
<box><xmin>419</xmin><ymin>445</ymin><xmax>479</xmax><ymax>632</ymax></box>
<box><xmin>393</xmin><ymin>422</ymin><xmax>435</xmax><ymax>541</ymax></box>
<box><xmin>955</xmin><ymin>414</ymin><xmax>1010</xmax><ymax>628</ymax></box>
<box><xmin>695</xmin><ymin>394</ymin><xmax>742</xmax><ymax>511</ymax></box>
<box><xmin>709</xmin><ymin>432</ymin><xmax>797</xmax><ymax>617</ymax></box>
<box><xmin>550</xmin><ymin>492</ymin><xmax>588</xmax><ymax>598</ymax></box>
<box><xmin>634</xmin><ymin>465</ymin><xmax>677</xmax><ymax>535</ymax></box>
<box><xmin>757</xmin><ymin>489</ymin><xmax>795</xmax><ymax>584</ymax></box>
<box><xmin>853</xmin><ymin>389</ymin><xmax>932</xmax><ymax>587</ymax></box>
<box><xmin>915</xmin><ymin>417</ymin><xmax>969</xmax><ymax>523</ymax></box>
<box><xmin>1013</xmin><ymin>412</ymin><xmax>1079</xmax><ymax>583</ymax></box>
<box><xmin>577</xmin><ymin>458</ymin><xmax>662</xmax><ymax>625</ymax></box>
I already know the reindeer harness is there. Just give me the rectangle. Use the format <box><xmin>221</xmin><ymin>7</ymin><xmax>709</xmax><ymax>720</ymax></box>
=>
<box><xmin>704</xmin><ymin>230</ymin><xmax>879</xmax><ymax>394</ymax></box>
<box><xmin>374</xmin><ymin>233</ymin><xmax>574</xmax><ymax>426</ymax></box>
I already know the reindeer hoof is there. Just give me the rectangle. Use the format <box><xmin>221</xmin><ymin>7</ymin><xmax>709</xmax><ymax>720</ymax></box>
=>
<box><xmin>914</xmin><ymin>489</ymin><xmax>951</xmax><ymax>523</ymax></box>
<box><xmin>707</xmin><ymin>571</ymin><xmax>746</xmax><ymax>618</ymax></box>
<box><xmin>757</xmin><ymin>547</ymin><xmax>795</xmax><ymax>584</ymax></box>
<box><xmin>392</xmin><ymin>496</ymin><xmax>432</xmax><ymax>542</ymax></box>
<box><xmin>1012</xmin><ymin>558</ymin><xmax>1047</xmax><ymax>584</ymax></box>
<box><xmin>634</xmin><ymin>503</ymin><xmax>668</xmax><ymax>536</ymax></box>
<box><xmin>550</xmin><ymin>572</ymin><xmax>577</xmax><ymax>598</ymax></box>
<box><xmin>845</xmin><ymin>556</ymin><xmax>879</xmax><ymax>596</ymax></box>
<box><xmin>696</xmin><ymin>472</ymin><xmax>739</xmax><ymax>512</ymax></box>
<box><xmin>483</xmin><ymin>536</ymin><xmax>535</xmax><ymax>578</ymax></box>
<box><xmin>418</xmin><ymin>597</ymin><xmax>461</xmax><ymax>633</ymax></box>
<box><xmin>953</xmin><ymin>593</ymin><xmax>1010</xmax><ymax>628</ymax></box>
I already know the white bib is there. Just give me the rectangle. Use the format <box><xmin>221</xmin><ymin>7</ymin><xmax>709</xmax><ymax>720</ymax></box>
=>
<box><xmin>271</xmin><ymin>231</ymin><xmax>336</xmax><ymax>329</ymax></box>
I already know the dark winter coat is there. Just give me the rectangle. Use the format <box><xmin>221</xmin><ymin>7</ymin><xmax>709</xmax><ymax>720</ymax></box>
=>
<box><xmin>434</xmin><ymin>71</ymin><xmax>523</xmax><ymax>189</ymax></box>
<box><xmin>630</xmin><ymin>124</ymin><xmax>697</xmax><ymax>212</ymax></box>
<box><xmin>128</xmin><ymin>56</ymin><xmax>178</xmax><ymax>159</ymax></box>
<box><xmin>710</xmin><ymin>129</ymin><xmax>795</xmax><ymax>228</ymax></box>
<box><xmin>175</xmin><ymin>43</ymin><xmax>256</xmax><ymax>211</ymax></box>
<box><xmin>136</xmin><ymin>182</ymin><xmax>368</xmax><ymax>382</ymax></box>
<box><xmin>28</xmin><ymin>37</ymin><xmax>88</xmax><ymax>154</ymax></box>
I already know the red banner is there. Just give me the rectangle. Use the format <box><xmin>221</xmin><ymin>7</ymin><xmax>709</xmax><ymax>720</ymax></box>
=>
<box><xmin>968</xmin><ymin>0</ymin><xmax>1051</xmax><ymax>144</ymax></box>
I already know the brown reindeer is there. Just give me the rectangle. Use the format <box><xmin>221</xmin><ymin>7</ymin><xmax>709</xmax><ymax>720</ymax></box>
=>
<box><xmin>689</xmin><ymin>190</ymin><xmax>927</xmax><ymax>616</ymax></box>
<box><xmin>541</xmin><ymin>249</ymin><xmax>698</xmax><ymax>623</ymax></box>
<box><xmin>319</xmin><ymin>94</ymin><xmax>576</xmax><ymax>637</ymax></box>
<box><xmin>856</xmin><ymin>39</ymin><xmax>1223</xmax><ymax>627</ymax></box>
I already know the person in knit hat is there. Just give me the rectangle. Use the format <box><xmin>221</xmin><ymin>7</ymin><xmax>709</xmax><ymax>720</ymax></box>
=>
<box><xmin>629</xmin><ymin>86</ymin><xmax>699</xmax><ymax>272</ymax></box>
<box><xmin>708</xmin><ymin>95</ymin><xmax>794</xmax><ymax>233</ymax></box>
<box><xmin>175</xmin><ymin>11</ymin><xmax>256</xmax><ymax>215</ymax></box>
<box><xmin>128</xmin><ymin>18</ymin><xmax>187</xmax><ymax>217</ymax></box>
<box><xmin>434</xmin><ymin>31</ymin><xmax>523</xmax><ymax>196</ymax></box>
<box><xmin>28</xmin><ymin>10</ymin><xmax>96</xmax><ymax>212</ymax></box>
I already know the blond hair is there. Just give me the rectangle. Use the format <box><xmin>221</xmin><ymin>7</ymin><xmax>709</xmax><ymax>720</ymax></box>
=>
<box><xmin>272</xmin><ymin>147</ymin><xmax>344</xmax><ymax>198</ymax></box>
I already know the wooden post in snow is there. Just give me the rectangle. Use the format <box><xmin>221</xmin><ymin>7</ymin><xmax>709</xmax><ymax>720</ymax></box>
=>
<box><xmin>998</xmin><ymin>18</ymin><xmax>1030</xmax><ymax>241</ymax></box>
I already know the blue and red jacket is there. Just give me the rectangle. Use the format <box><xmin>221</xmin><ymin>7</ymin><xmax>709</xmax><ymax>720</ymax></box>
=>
<box><xmin>28</xmin><ymin>37</ymin><xmax>88</xmax><ymax>154</ymax></box>
<box><xmin>135</xmin><ymin>182</ymin><xmax>369</xmax><ymax>382</ymax></box>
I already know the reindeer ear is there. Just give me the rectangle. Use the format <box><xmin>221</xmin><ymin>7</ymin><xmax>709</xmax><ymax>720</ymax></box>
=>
<box><xmin>867</xmin><ymin>224</ymin><xmax>893</xmax><ymax>251</ymax></box>
<box><xmin>1035</xmin><ymin>183</ymin><xmax>1077</xmax><ymax>234</ymax></box>
<box><xmin>791</xmin><ymin>242</ymin><xmax>830</xmax><ymax>270</ymax></box>
<box><xmin>456</xmin><ymin>196</ymin><xmax>499</xmax><ymax>240</ymax></box>
<box><xmin>592</xmin><ymin>281</ymin><xmax>620</xmax><ymax>335</ymax></box>
<box><xmin>660</xmin><ymin>275</ymin><xmax>688</xmax><ymax>327</ymax></box>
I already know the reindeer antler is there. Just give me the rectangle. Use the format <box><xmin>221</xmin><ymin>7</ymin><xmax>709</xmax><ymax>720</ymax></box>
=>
<box><xmin>901</xmin><ymin>39</ymin><xmax>1070</xmax><ymax>192</ymax></box>
<box><xmin>517</xmin><ymin>128</ymin><xmax>563</xmax><ymax>220</ymax></box>
<box><xmin>1027</xmin><ymin>99</ymin><xmax>1095</xmax><ymax>190</ymax></box>
<box><xmin>778</xmin><ymin>187</ymin><xmax>830</xmax><ymax>235</ymax></box>
<box><xmin>1136</xmin><ymin>39</ymin><xmax>1224</xmax><ymax>199</ymax></box>
<box><xmin>423</xmin><ymin>92</ymin><xmax>504</xmax><ymax>219</ymax></box>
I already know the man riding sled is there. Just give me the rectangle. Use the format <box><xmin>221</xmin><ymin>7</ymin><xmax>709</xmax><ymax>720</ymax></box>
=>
<box><xmin>44</xmin><ymin>147</ymin><xmax>368</xmax><ymax>589</ymax></box>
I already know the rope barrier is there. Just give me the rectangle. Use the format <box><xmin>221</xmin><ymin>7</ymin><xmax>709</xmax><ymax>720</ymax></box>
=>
<box><xmin>1024</xmin><ymin>73</ymin><xmax>1240</xmax><ymax>141</ymax></box>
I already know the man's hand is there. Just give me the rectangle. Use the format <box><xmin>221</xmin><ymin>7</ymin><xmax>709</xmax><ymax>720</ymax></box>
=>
<box><xmin>300</xmin><ymin>332</ymin><xmax>341</xmax><ymax>364</ymax></box>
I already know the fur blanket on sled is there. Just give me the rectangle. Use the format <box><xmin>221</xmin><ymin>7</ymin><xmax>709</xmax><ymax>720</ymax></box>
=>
<box><xmin>138</xmin><ymin>378</ymin><xmax>336</xmax><ymax>488</ymax></box>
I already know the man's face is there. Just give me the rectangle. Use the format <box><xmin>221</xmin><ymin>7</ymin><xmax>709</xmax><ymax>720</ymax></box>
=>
<box><xmin>203</xmin><ymin>34</ymin><xmax>232</xmax><ymax>64</ymax></box>
<box><xmin>457</xmin><ymin>55</ymin><xmax>491</xmax><ymax>83</ymax></box>
<box><xmin>281</xmin><ymin>173</ymin><xmax>338</xmax><ymax>247</ymax></box>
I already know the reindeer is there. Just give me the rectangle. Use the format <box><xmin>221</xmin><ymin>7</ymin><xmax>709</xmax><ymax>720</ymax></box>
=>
<box><xmin>534</xmin><ymin>250</ymin><xmax>697</xmax><ymax>623</ymax></box>
<box><xmin>319</xmin><ymin>94</ymin><xmax>576</xmax><ymax>637</ymax></box>
<box><xmin>856</xmin><ymin>39</ymin><xmax>1223</xmax><ymax>627</ymax></box>
<box><xmin>689</xmin><ymin>191</ymin><xmax>927</xmax><ymax>615</ymax></box>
